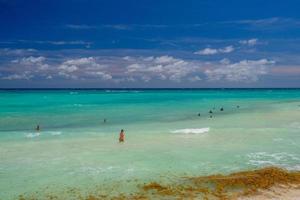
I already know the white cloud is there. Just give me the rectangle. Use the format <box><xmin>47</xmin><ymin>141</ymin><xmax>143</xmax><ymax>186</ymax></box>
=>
<box><xmin>194</xmin><ymin>48</ymin><xmax>218</xmax><ymax>55</ymax></box>
<box><xmin>194</xmin><ymin>46</ymin><xmax>234</xmax><ymax>55</ymax></box>
<box><xmin>141</xmin><ymin>76</ymin><xmax>151</xmax><ymax>82</ymax></box>
<box><xmin>219</xmin><ymin>45</ymin><xmax>234</xmax><ymax>53</ymax></box>
<box><xmin>12</xmin><ymin>56</ymin><xmax>49</xmax><ymax>71</ymax></box>
<box><xmin>65</xmin><ymin>24</ymin><xmax>130</xmax><ymax>30</ymax></box>
<box><xmin>58</xmin><ymin>57</ymin><xmax>111</xmax><ymax>80</ymax></box>
<box><xmin>205</xmin><ymin>59</ymin><xmax>275</xmax><ymax>82</ymax></box>
<box><xmin>65</xmin><ymin>24</ymin><xmax>169</xmax><ymax>31</ymax></box>
<box><xmin>86</xmin><ymin>71</ymin><xmax>112</xmax><ymax>80</ymax></box>
<box><xmin>59</xmin><ymin>64</ymin><xmax>78</xmax><ymax>73</ymax></box>
<box><xmin>13</xmin><ymin>40</ymin><xmax>92</xmax><ymax>48</ymax></box>
<box><xmin>1</xmin><ymin>53</ymin><xmax>277</xmax><ymax>84</ymax></box>
<box><xmin>125</xmin><ymin>56</ymin><xmax>202</xmax><ymax>82</ymax></box>
<box><xmin>239</xmin><ymin>38</ymin><xmax>258</xmax><ymax>46</ymax></box>
<box><xmin>62</xmin><ymin>57</ymin><xmax>98</xmax><ymax>66</ymax></box>
<box><xmin>65</xmin><ymin>24</ymin><xmax>97</xmax><ymax>29</ymax></box>
<box><xmin>58</xmin><ymin>72</ymin><xmax>78</xmax><ymax>80</ymax></box>
<box><xmin>226</xmin><ymin>17</ymin><xmax>300</xmax><ymax>30</ymax></box>
<box><xmin>123</xmin><ymin>56</ymin><xmax>133</xmax><ymax>61</ymax></box>
<box><xmin>220</xmin><ymin>58</ymin><xmax>230</xmax><ymax>65</ymax></box>
<box><xmin>188</xmin><ymin>76</ymin><xmax>202</xmax><ymax>82</ymax></box>
<box><xmin>153</xmin><ymin>55</ymin><xmax>179</xmax><ymax>64</ymax></box>
<box><xmin>0</xmin><ymin>48</ymin><xmax>37</xmax><ymax>56</ymax></box>
<box><xmin>12</xmin><ymin>56</ymin><xmax>45</xmax><ymax>64</ymax></box>
<box><xmin>2</xmin><ymin>71</ymin><xmax>33</xmax><ymax>80</ymax></box>
<box><xmin>45</xmin><ymin>40</ymin><xmax>91</xmax><ymax>46</ymax></box>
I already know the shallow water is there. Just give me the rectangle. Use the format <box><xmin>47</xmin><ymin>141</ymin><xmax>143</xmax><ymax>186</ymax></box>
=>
<box><xmin>0</xmin><ymin>89</ymin><xmax>300</xmax><ymax>199</ymax></box>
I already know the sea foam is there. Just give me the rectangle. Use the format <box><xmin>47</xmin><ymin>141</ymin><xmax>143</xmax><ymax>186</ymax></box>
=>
<box><xmin>49</xmin><ymin>131</ymin><xmax>62</xmax><ymax>136</ymax></box>
<box><xmin>25</xmin><ymin>132</ymin><xmax>40</xmax><ymax>138</ymax></box>
<box><xmin>247</xmin><ymin>152</ymin><xmax>300</xmax><ymax>168</ymax></box>
<box><xmin>25</xmin><ymin>131</ymin><xmax>62</xmax><ymax>138</ymax></box>
<box><xmin>171</xmin><ymin>128</ymin><xmax>210</xmax><ymax>134</ymax></box>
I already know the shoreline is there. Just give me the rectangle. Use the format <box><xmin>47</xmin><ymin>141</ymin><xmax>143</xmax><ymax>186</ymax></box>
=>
<box><xmin>18</xmin><ymin>167</ymin><xmax>300</xmax><ymax>200</ymax></box>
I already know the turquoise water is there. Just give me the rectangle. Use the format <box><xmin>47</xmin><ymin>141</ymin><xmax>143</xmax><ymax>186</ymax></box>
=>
<box><xmin>0</xmin><ymin>89</ymin><xmax>300</xmax><ymax>199</ymax></box>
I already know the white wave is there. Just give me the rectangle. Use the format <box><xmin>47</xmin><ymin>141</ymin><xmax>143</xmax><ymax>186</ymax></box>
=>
<box><xmin>69</xmin><ymin>92</ymin><xmax>78</xmax><ymax>95</ymax></box>
<box><xmin>289</xmin><ymin>122</ymin><xmax>300</xmax><ymax>129</ymax></box>
<box><xmin>273</xmin><ymin>138</ymin><xmax>283</xmax><ymax>142</ymax></box>
<box><xmin>248</xmin><ymin>160</ymin><xmax>276</xmax><ymax>166</ymax></box>
<box><xmin>49</xmin><ymin>131</ymin><xmax>62</xmax><ymax>136</ymax></box>
<box><xmin>105</xmin><ymin>90</ymin><xmax>141</xmax><ymax>93</ymax></box>
<box><xmin>25</xmin><ymin>131</ymin><xmax>62</xmax><ymax>138</ymax></box>
<box><xmin>286</xmin><ymin>165</ymin><xmax>300</xmax><ymax>171</ymax></box>
<box><xmin>247</xmin><ymin>152</ymin><xmax>300</xmax><ymax>167</ymax></box>
<box><xmin>171</xmin><ymin>128</ymin><xmax>210</xmax><ymax>134</ymax></box>
<box><xmin>79</xmin><ymin>166</ymin><xmax>117</xmax><ymax>175</ymax></box>
<box><xmin>25</xmin><ymin>132</ymin><xmax>40</xmax><ymax>138</ymax></box>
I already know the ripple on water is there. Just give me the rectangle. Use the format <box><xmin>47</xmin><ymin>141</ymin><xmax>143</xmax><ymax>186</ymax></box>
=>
<box><xmin>247</xmin><ymin>152</ymin><xmax>300</xmax><ymax>169</ymax></box>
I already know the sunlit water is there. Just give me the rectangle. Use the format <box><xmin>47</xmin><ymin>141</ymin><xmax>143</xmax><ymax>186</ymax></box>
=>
<box><xmin>0</xmin><ymin>89</ymin><xmax>300</xmax><ymax>199</ymax></box>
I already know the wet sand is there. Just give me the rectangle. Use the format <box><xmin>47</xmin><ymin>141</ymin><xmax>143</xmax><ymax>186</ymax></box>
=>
<box><xmin>18</xmin><ymin>167</ymin><xmax>300</xmax><ymax>200</ymax></box>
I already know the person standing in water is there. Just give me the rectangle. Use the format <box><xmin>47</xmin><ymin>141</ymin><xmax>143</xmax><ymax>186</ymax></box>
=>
<box><xmin>36</xmin><ymin>125</ymin><xmax>40</xmax><ymax>131</ymax></box>
<box><xmin>119</xmin><ymin>129</ymin><xmax>125</xmax><ymax>142</ymax></box>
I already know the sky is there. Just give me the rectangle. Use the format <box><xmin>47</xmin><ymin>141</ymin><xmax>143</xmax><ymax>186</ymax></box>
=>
<box><xmin>0</xmin><ymin>0</ymin><xmax>300</xmax><ymax>88</ymax></box>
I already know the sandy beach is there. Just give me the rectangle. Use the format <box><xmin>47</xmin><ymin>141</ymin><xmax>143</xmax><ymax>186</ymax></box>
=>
<box><xmin>239</xmin><ymin>185</ymin><xmax>300</xmax><ymax>200</ymax></box>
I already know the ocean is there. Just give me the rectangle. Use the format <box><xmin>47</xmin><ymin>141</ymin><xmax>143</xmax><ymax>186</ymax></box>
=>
<box><xmin>0</xmin><ymin>89</ymin><xmax>300</xmax><ymax>199</ymax></box>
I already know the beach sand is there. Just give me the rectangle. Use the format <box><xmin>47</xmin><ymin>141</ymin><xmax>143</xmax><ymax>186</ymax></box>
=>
<box><xmin>239</xmin><ymin>185</ymin><xmax>300</xmax><ymax>200</ymax></box>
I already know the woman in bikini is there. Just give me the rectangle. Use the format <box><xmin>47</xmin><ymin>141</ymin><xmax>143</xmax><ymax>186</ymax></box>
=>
<box><xmin>119</xmin><ymin>129</ymin><xmax>125</xmax><ymax>142</ymax></box>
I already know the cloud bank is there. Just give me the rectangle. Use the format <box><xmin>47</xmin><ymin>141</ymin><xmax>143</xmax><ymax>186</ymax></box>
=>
<box><xmin>0</xmin><ymin>51</ymin><xmax>275</xmax><ymax>84</ymax></box>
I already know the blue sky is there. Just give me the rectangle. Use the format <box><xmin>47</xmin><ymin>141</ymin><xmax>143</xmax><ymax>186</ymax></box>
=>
<box><xmin>0</xmin><ymin>0</ymin><xmax>300</xmax><ymax>88</ymax></box>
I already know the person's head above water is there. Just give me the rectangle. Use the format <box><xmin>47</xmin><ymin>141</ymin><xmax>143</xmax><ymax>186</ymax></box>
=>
<box><xmin>121</xmin><ymin>129</ymin><xmax>124</xmax><ymax>132</ymax></box>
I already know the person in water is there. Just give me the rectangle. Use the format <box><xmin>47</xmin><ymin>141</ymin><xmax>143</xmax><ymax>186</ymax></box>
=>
<box><xmin>36</xmin><ymin>125</ymin><xmax>40</xmax><ymax>131</ymax></box>
<box><xmin>119</xmin><ymin>129</ymin><xmax>125</xmax><ymax>142</ymax></box>
<box><xmin>220</xmin><ymin>107</ymin><xmax>224</xmax><ymax>111</ymax></box>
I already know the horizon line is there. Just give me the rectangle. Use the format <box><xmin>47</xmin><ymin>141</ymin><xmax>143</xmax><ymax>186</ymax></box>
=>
<box><xmin>0</xmin><ymin>87</ymin><xmax>300</xmax><ymax>90</ymax></box>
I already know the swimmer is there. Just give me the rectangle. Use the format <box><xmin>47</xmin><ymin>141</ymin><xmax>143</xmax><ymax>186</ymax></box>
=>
<box><xmin>209</xmin><ymin>110</ymin><xmax>213</xmax><ymax>114</ymax></box>
<box><xmin>237</xmin><ymin>105</ymin><xmax>240</xmax><ymax>108</ymax></box>
<box><xmin>198</xmin><ymin>113</ymin><xmax>201</xmax><ymax>116</ymax></box>
<box><xmin>220</xmin><ymin>107</ymin><xmax>224</xmax><ymax>111</ymax></box>
<box><xmin>36</xmin><ymin>125</ymin><xmax>40</xmax><ymax>131</ymax></box>
<box><xmin>119</xmin><ymin>129</ymin><xmax>125</xmax><ymax>142</ymax></box>
<box><xmin>104</xmin><ymin>118</ymin><xmax>107</xmax><ymax>123</ymax></box>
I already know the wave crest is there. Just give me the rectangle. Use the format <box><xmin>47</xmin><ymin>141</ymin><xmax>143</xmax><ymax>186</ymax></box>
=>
<box><xmin>25</xmin><ymin>132</ymin><xmax>40</xmax><ymax>138</ymax></box>
<box><xmin>171</xmin><ymin>128</ymin><xmax>210</xmax><ymax>134</ymax></box>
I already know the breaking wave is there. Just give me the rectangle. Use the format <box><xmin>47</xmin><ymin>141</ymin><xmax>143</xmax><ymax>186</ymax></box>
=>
<box><xmin>170</xmin><ymin>128</ymin><xmax>210</xmax><ymax>134</ymax></box>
